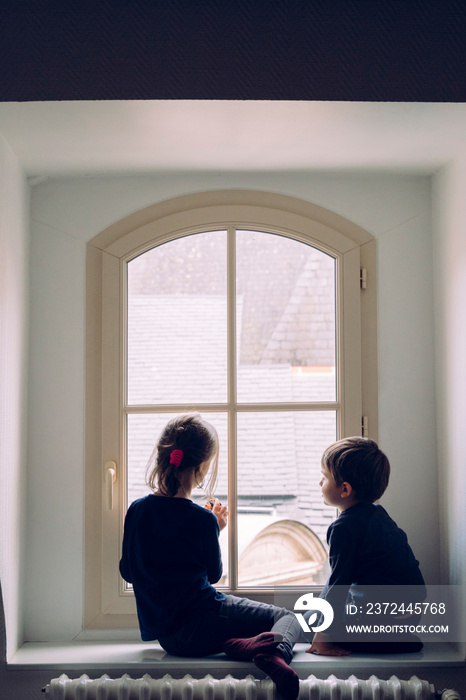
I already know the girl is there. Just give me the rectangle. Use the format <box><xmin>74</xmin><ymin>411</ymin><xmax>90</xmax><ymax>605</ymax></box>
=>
<box><xmin>120</xmin><ymin>413</ymin><xmax>301</xmax><ymax>700</ymax></box>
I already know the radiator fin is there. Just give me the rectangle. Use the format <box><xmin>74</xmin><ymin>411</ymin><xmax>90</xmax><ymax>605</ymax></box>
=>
<box><xmin>43</xmin><ymin>674</ymin><xmax>436</xmax><ymax>700</ymax></box>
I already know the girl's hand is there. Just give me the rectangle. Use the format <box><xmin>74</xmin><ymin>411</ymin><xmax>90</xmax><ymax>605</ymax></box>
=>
<box><xmin>206</xmin><ymin>499</ymin><xmax>228</xmax><ymax>531</ymax></box>
<box><xmin>214</xmin><ymin>503</ymin><xmax>228</xmax><ymax>531</ymax></box>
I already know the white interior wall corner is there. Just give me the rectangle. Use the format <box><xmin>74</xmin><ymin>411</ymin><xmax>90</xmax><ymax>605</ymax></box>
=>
<box><xmin>432</xmin><ymin>159</ymin><xmax>466</xmax><ymax>657</ymax></box>
<box><xmin>0</xmin><ymin>133</ymin><xmax>30</xmax><ymax>658</ymax></box>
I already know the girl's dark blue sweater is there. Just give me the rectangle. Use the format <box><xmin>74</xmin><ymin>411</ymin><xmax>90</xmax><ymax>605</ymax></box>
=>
<box><xmin>119</xmin><ymin>494</ymin><xmax>225</xmax><ymax>641</ymax></box>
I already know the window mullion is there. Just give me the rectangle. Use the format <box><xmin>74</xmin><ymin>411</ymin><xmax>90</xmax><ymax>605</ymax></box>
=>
<box><xmin>227</xmin><ymin>226</ymin><xmax>238</xmax><ymax>591</ymax></box>
<box><xmin>124</xmin><ymin>402</ymin><xmax>340</xmax><ymax>414</ymax></box>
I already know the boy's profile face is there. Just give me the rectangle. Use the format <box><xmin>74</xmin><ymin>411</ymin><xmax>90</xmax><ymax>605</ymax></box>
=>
<box><xmin>319</xmin><ymin>461</ymin><xmax>356</xmax><ymax>512</ymax></box>
<box><xmin>319</xmin><ymin>462</ymin><xmax>343</xmax><ymax>508</ymax></box>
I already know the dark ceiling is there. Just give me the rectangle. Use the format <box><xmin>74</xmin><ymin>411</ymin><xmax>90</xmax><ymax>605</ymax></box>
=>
<box><xmin>1</xmin><ymin>0</ymin><xmax>465</xmax><ymax>102</ymax></box>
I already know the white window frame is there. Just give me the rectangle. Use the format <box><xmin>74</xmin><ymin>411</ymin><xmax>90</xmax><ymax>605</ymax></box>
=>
<box><xmin>85</xmin><ymin>190</ymin><xmax>377</xmax><ymax>630</ymax></box>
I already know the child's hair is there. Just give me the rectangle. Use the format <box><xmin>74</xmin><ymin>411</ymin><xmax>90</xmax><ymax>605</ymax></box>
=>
<box><xmin>322</xmin><ymin>436</ymin><xmax>390</xmax><ymax>502</ymax></box>
<box><xmin>146</xmin><ymin>413</ymin><xmax>219</xmax><ymax>499</ymax></box>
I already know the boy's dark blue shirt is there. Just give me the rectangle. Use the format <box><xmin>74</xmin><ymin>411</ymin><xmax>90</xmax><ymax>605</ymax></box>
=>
<box><xmin>321</xmin><ymin>502</ymin><xmax>426</xmax><ymax>628</ymax></box>
<box><xmin>119</xmin><ymin>494</ymin><xmax>225</xmax><ymax>641</ymax></box>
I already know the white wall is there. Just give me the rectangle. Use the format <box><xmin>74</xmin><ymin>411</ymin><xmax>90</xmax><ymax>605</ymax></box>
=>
<box><xmin>26</xmin><ymin>172</ymin><xmax>438</xmax><ymax>641</ymax></box>
<box><xmin>0</xmin><ymin>134</ymin><xmax>29</xmax><ymax>658</ymax></box>
<box><xmin>432</xmin><ymin>159</ymin><xmax>466</xmax><ymax>655</ymax></box>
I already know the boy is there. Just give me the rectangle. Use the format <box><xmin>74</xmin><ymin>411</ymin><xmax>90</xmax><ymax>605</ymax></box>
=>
<box><xmin>308</xmin><ymin>437</ymin><xmax>426</xmax><ymax>656</ymax></box>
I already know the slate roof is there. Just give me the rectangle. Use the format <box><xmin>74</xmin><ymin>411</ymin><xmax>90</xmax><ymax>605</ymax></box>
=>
<box><xmin>127</xmin><ymin>295</ymin><xmax>228</xmax><ymax>405</ymax></box>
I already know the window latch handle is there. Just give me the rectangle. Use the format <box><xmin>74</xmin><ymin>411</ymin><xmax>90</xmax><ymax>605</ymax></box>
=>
<box><xmin>105</xmin><ymin>461</ymin><xmax>117</xmax><ymax>510</ymax></box>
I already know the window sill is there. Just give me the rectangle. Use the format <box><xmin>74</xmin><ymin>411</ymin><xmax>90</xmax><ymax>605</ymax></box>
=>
<box><xmin>8</xmin><ymin>641</ymin><xmax>464</xmax><ymax>675</ymax></box>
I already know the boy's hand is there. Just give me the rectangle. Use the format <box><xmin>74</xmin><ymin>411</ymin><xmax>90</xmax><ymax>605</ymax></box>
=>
<box><xmin>306</xmin><ymin>632</ymin><xmax>350</xmax><ymax>656</ymax></box>
<box><xmin>205</xmin><ymin>499</ymin><xmax>229</xmax><ymax>531</ymax></box>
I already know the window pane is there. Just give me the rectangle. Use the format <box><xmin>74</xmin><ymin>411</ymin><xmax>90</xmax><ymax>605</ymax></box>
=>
<box><xmin>127</xmin><ymin>231</ymin><xmax>227</xmax><ymax>405</ymax></box>
<box><xmin>236</xmin><ymin>230</ymin><xmax>336</xmax><ymax>403</ymax></box>
<box><xmin>236</xmin><ymin>411</ymin><xmax>336</xmax><ymax>587</ymax></box>
<box><xmin>126</xmin><ymin>412</ymin><xmax>229</xmax><ymax>586</ymax></box>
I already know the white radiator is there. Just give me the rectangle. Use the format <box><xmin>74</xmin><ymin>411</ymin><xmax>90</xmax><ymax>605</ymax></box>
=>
<box><xmin>41</xmin><ymin>673</ymin><xmax>454</xmax><ymax>700</ymax></box>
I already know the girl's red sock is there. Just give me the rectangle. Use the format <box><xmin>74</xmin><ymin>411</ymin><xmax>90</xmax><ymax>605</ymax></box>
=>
<box><xmin>223</xmin><ymin>631</ymin><xmax>284</xmax><ymax>660</ymax></box>
<box><xmin>254</xmin><ymin>651</ymin><xmax>300</xmax><ymax>700</ymax></box>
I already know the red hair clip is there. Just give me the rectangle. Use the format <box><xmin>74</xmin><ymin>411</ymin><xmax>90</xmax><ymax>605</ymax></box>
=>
<box><xmin>169</xmin><ymin>449</ymin><xmax>183</xmax><ymax>467</ymax></box>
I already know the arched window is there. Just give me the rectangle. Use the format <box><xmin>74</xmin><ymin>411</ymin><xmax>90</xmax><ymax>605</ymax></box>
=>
<box><xmin>85</xmin><ymin>191</ymin><xmax>377</xmax><ymax>628</ymax></box>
